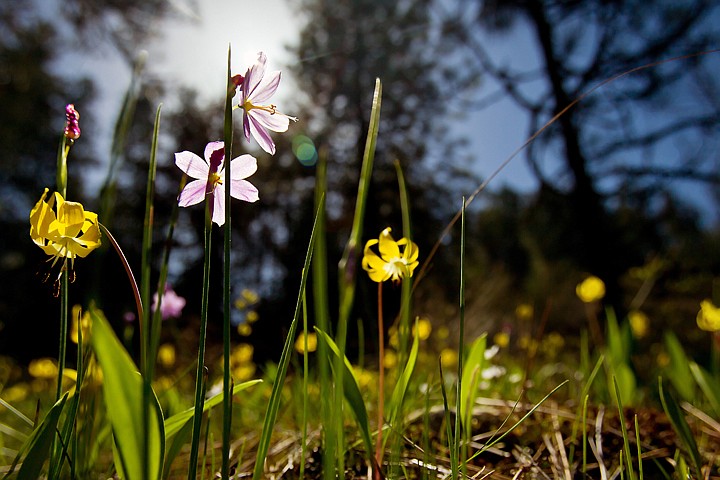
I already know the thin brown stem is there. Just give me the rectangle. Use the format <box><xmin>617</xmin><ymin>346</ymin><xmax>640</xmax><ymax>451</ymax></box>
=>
<box><xmin>375</xmin><ymin>281</ymin><xmax>385</xmax><ymax>479</ymax></box>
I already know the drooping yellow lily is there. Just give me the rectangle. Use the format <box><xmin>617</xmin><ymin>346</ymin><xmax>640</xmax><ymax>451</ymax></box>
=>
<box><xmin>30</xmin><ymin>188</ymin><xmax>101</xmax><ymax>270</ymax></box>
<box><xmin>361</xmin><ymin>227</ymin><xmax>419</xmax><ymax>283</ymax></box>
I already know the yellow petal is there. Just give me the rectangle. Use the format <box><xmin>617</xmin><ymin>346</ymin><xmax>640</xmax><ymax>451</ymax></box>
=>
<box><xmin>378</xmin><ymin>227</ymin><xmax>400</xmax><ymax>262</ymax></box>
<box><xmin>697</xmin><ymin>300</ymin><xmax>720</xmax><ymax>332</ymax></box>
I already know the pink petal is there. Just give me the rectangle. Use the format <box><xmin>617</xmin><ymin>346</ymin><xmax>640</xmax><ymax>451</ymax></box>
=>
<box><xmin>251</xmin><ymin>109</ymin><xmax>291</xmax><ymax>133</ymax></box>
<box><xmin>243</xmin><ymin>52</ymin><xmax>267</xmax><ymax>102</ymax></box>
<box><xmin>175</xmin><ymin>151</ymin><xmax>209</xmax><ymax>180</ymax></box>
<box><xmin>212</xmin><ymin>185</ymin><xmax>226</xmax><ymax>226</ymax></box>
<box><xmin>229</xmin><ymin>154</ymin><xmax>257</xmax><ymax>180</ymax></box>
<box><xmin>243</xmin><ymin>111</ymin><xmax>252</xmax><ymax>142</ymax></box>
<box><xmin>230</xmin><ymin>179</ymin><xmax>259</xmax><ymax>203</ymax></box>
<box><xmin>178</xmin><ymin>179</ymin><xmax>207</xmax><ymax>206</ymax></box>
<box><xmin>250</xmin><ymin>71</ymin><xmax>281</xmax><ymax>104</ymax></box>
<box><xmin>204</xmin><ymin>141</ymin><xmax>224</xmax><ymax>161</ymax></box>
<box><xmin>247</xmin><ymin>114</ymin><xmax>276</xmax><ymax>154</ymax></box>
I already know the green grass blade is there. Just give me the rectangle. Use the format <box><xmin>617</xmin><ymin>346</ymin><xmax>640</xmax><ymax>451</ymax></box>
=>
<box><xmin>459</xmin><ymin>334</ymin><xmax>487</xmax><ymax>432</ymax></box>
<box><xmin>4</xmin><ymin>393</ymin><xmax>67</xmax><ymax>480</ymax></box>
<box><xmin>89</xmin><ymin>306</ymin><xmax>164</xmax><ymax>480</ymax></box>
<box><xmin>690</xmin><ymin>362</ymin><xmax>720</xmax><ymax>417</ymax></box>
<box><xmin>385</xmin><ymin>320</ymin><xmax>420</xmax><ymax>443</ymax></box>
<box><xmin>438</xmin><ymin>360</ymin><xmax>458</xmax><ymax>480</ymax></box>
<box><xmin>311</xmin><ymin>149</ymin><xmax>336</xmax><ymax>480</ymax></box>
<box><xmin>613</xmin><ymin>376</ymin><xmax>637</xmax><ymax>480</ymax></box>
<box><xmin>336</xmin><ymin>78</ymin><xmax>382</xmax><ymax>476</ymax></box>
<box><xmin>664</xmin><ymin>332</ymin><xmax>696</xmax><ymax>402</ymax></box>
<box><xmin>314</xmin><ymin>328</ymin><xmax>375</xmax><ymax>469</ymax></box>
<box><xmin>163</xmin><ymin>380</ymin><xmax>262</xmax><ymax>439</ymax></box>
<box><xmin>468</xmin><ymin>381</ymin><xmax>569</xmax><ymax>461</ymax></box>
<box><xmin>658</xmin><ymin>377</ymin><xmax>703</xmax><ymax>478</ymax></box>
<box><xmin>454</xmin><ymin>198</ymin><xmax>467</xmax><ymax>470</ymax></box>
<box><xmin>394</xmin><ymin>160</ymin><xmax>413</xmax><ymax>360</ymax></box>
<box><xmin>221</xmin><ymin>44</ymin><xmax>236</xmax><ymax>480</ymax></box>
<box><xmin>251</xmin><ymin>196</ymin><xmax>323</xmax><ymax>480</ymax></box>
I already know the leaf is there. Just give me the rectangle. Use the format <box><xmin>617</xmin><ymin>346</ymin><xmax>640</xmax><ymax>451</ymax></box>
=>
<box><xmin>658</xmin><ymin>377</ymin><xmax>703</xmax><ymax>478</ymax></box>
<box><xmin>664</xmin><ymin>332</ymin><xmax>696</xmax><ymax>402</ymax></box>
<box><xmin>7</xmin><ymin>393</ymin><xmax>68</xmax><ymax>480</ymax></box>
<box><xmin>163</xmin><ymin>379</ymin><xmax>262</xmax><ymax>439</ymax></box>
<box><xmin>314</xmin><ymin>327</ymin><xmax>374</xmax><ymax>461</ymax></box>
<box><xmin>386</xmin><ymin>323</ymin><xmax>420</xmax><ymax>432</ymax></box>
<box><xmin>89</xmin><ymin>307</ymin><xmax>164</xmax><ymax>480</ymax></box>
<box><xmin>251</xmin><ymin>197</ymin><xmax>323</xmax><ymax>480</ymax></box>
<box><xmin>459</xmin><ymin>334</ymin><xmax>487</xmax><ymax>430</ymax></box>
<box><xmin>689</xmin><ymin>362</ymin><xmax>720</xmax><ymax>418</ymax></box>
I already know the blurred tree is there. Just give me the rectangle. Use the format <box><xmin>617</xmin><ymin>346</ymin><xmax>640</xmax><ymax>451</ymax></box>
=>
<box><xmin>437</xmin><ymin>0</ymin><xmax>720</xmax><ymax>303</ymax></box>
<box><xmin>0</xmin><ymin>0</ymin><xmax>180</xmax><ymax>361</ymax></box>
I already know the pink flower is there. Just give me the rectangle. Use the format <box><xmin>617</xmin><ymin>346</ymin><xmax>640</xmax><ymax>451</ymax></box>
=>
<box><xmin>152</xmin><ymin>283</ymin><xmax>186</xmax><ymax>320</ymax></box>
<box><xmin>175</xmin><ymin>141</ymin><xmax>259</xmax><ymax>226</ymax></box>
<box><xmin>239</xmin><ymin>52</ymin><xmax>297</xmax><ymax>155</ymax></box>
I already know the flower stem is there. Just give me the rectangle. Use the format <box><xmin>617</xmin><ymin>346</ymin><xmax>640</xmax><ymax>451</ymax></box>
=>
<box><xmin>187</xmin><ymin>204</ymin><xmax>212</xmax><ymax>480</ymax></box>
<box><xmin>221</xmin><ymin>44</ymin><xmax>234</xmax><ymax>480</ymax></box>
<box><xmin>374</xmin><ymin>281</ymin><xmax>385</xmax><ymax>479</ymax></box>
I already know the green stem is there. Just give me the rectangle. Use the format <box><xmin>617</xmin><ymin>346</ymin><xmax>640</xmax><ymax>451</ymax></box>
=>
<box><xmin>222</xmin><ymin>44</ymin><xmax>234</xmax><ymax>480</ymax></box>
<box><xmin>188</xmin><ymin>205</ymin><xmax>213</xmax><ymax>480</ymax></box>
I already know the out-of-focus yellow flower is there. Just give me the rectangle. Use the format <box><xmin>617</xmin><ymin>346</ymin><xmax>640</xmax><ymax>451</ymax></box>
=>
<box><xmin>294</xmin><ymin>331</ymin><xmax>317</xmax><ymax>353</ymax></box>
<box><xmin>157</xmin><ymin>344</ymin><xmax>176</xmax><ymax>367</ymax></box>
<box><xmin>628</xmin><ymin>310</ymin><xmax>650</xmax><ymax>338</ymax></box>
<box><xmin>697</xmin><ymin>300</ymin><xmax>720</xmax><ymax>332</ymax></box>
<box><xmin>28</xmin><ymin>358</ymin><xmax>58</xmax><ymax>379</ymax></box>
<box><xmin>231</xmin><ymin>344</ymin><xmax>254</xmax><ymax>364</ymax></box>
<box><xmin>230</xmin><ymin>344</ymin><xmax>255</xmax><ymax>382</ymax></box>
<box><xmin>3</xmin><ymin>384</ymin><xmax>29</xmax><ymax>403</ymax></box>
<box><xmin>232</xmin><ymin>364</ymin><xmax>256</xmax><ymax>382</ymax></box>
<box><xmin>353</xmin><ymin>367</ymin><xmax>374</xmax><ymax>389</ymax></box>
<box><xmin>657</xmin><ymin>351</ymin><xmax>670</xmax><ymax>368</ymax></box>
<box><xmin>30</xmin><ymin>188</ymin><xmax>101</xmax><ymax>270</ymax></box>
<box><xmin>70</xmin><ymin>305</ymin><xmax>92</xmax><ymax>344</ymax></box>
<box><xmin>246</xmin><ymin>310</ymin><xmax>259</xmax><ymax>323</ymax></box>
<box><xmin>383</xmin><ymin>350</ymin><xmax>398</xmax><ymax>369</ymax></box>
<box><xmin>235</xmin><ymin>289</ymin><xmax>259</xmax><ymax>310</ymax></box>
<box><xmin>440</xmin><ymin>348</ymin><xmax>458</xmax><ymax>368</ymax></box>
<box><xmin>413</xmin><ymin>318</ymin><xmax>432</xmax><ymax>340</ymax></box>
<box><xmin>436</xmin><ymin>326</ymin><xmax>450</xmax><ymax>341</ymax></box>
<box><xmin>515</xmin><ymin>304</ymin><xmax>534</xmax><ymax>321</ymax></box>
<box><xmin>576</xmin><ymin>276</ymin><xmax>605</xmax><ymax>303</ymax></box>
<box><xmin>237</xmin><ymin>323</ymin><xmax>252</xmax><ymax>336</ymax></box>
<box><xmin>362</xmin><ymin>227</ymin><xmax>419</xmax><ymax>283</ymax></box>
<box><xmin>388</xmin><ymin>327</ymin><xmax>399</xmax><ymax>348</ymax></box>
<box><xmin>494</xmin><ymin>331</ymin><xmax>510</xmax><ymax>348</ymax></box>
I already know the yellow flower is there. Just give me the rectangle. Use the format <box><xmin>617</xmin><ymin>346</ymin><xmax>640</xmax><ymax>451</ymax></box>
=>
<box><xmin>70</xmin><ymin>305</ymin><xmax>92</xmax><ymax>344</ymax></box>
<box><xmin>576</xmin><ymin>276</ymin><xmax>605</xmax><ymax>303</ymax></box>
<box><xmin>697</xmin><ymin>299</ymin><xmax>720</xmax><ymax>332</ymax></box>
<box><xmin>383</xmin><ymin>349</ymin><xmax>398</xmax><ymax>369</ymax></box>
<box><xmin>515</xmin><ymin>304</ymin><xmax>534</xmax><ymax>321</ymax></box>
<box><xmin>628</xmin><ymin>310</ymin><xmax>650</xmax><ymax>338</ymax></box>
<box><xmin>362</xmin><ymin>227</ymin><xmax>419</xmax><ymax>283</ymax></box>
<box><xmin>30</xmin><ymin>188</ymin><xmax>101</xmax><ymax>270</ymax></box>
<box><xmin>493</xmin><ymin>331</ymin><xmax>510</xmax><ymax>348</ymax></box>
<box><xmin>294</xmin><ymin>331</ymin><xmax>318</xmax><ymax>353</ymax></box>
<box><xmin>237</xmin><ymin>323</ymin><xmax>252</xmax><ymax>336</ymax></box>
<box><xmin>28</xmin><ymin>358</ymin><xmax>58</xmax><ymax>379</ymax></box>
<box><xmin>246</xmin><ymin>310</ymin><xmax>259</xmax><ymax>323</ymax></box>
<box><xmin>440</xmin><ymin>348</ymin><xmax>458</xmax><ymax>368</ymax></box>
<box><xmin>157</xmin><ymin>344</ymin><xmax>176</xmax><ymax>367</ymax></box>
<box><xmin>413</xmin><ymin>318</ymin><xmax>432</xmax><ymax>340</ymax></box>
